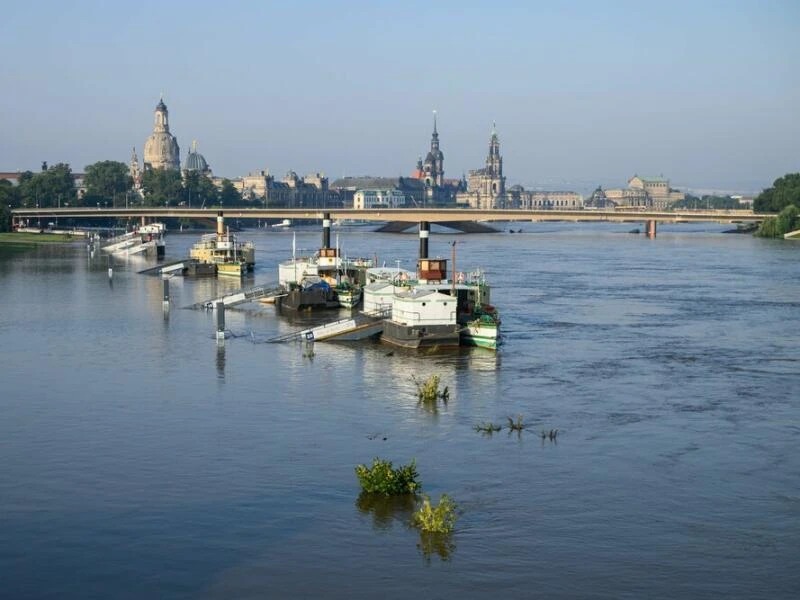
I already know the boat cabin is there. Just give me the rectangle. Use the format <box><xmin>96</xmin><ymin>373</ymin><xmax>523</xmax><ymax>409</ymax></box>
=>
<box><xmin>418</xmin><ymin>258</ymin><xmax>447</xmax><ymax>283</ymax></box>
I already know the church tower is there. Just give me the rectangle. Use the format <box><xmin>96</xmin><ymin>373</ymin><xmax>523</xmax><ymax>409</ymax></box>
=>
<box><xmin>129</xmin><ymin>147</ymin><xmax>141</xmax><ymax>190</ymax></box>
<box><xmin>483</xmin><ymin>122</ymin><xmax>505</xmax><ymax>197</ymax></box>
<box><xmin>422</xmin><ymin>111</ymin><xmax>444</xmax><ymax>188</ymax></box>
<box><xmin>143</xmin><ymin>97</ymin><xmax>180</xmax><ymax>171</ymax></box>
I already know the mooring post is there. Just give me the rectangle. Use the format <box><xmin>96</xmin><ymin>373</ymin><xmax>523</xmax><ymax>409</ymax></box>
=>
<box><xmin>216</xmin><ymin>301</ymin><xmax>225</xmax><ymax>342</ymax></box>
<box><xmin>162</xmin><ymin>276</ymin><xmax>170</xmax><ymax>310</ymax></box>
<box><xmin>646</xmin><ymin>220</ymin><xmax>657</xmax><ymax>239</ymax></box>
<box><xmin>107</xmin><ymin>255</ymin><xmax>113</xmax><ymax>279</ymax></box>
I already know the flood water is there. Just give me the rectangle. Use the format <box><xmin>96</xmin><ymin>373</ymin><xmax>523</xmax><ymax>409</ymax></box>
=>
<box><xmin>1</xmin><ymin>222</ymin><xmax>798</xmax><ymax>599</ymax></box>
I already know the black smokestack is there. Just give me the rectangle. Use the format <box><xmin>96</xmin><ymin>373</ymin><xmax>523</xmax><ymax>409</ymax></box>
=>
<box><xmin>419</xmin><ymin>221</ymin><xmax>429</xmax><ymax>259</ymax></box>
<box><xmin>322</xmin><ymin>212</ymin><xmax>331</xmax><ymax>248</ymax></box>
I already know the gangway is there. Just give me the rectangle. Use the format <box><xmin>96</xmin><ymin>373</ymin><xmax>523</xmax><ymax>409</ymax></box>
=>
<box><xmin>194</xmin><ymin>282</ymin><xmax>285</xmax><ymax>309</ymax></box>
<box><xmin>266</xmin><ymin>307</ymin><xmax>391</xmax><ymax>343</ymax></box>
<box><xmin>138</xmin><ymin>260</ymin><xmax>187</xmax><ymax>275</ymax></box>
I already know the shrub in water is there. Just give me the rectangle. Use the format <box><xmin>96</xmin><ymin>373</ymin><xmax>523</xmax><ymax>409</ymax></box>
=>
<box><xmin>473</xmin><ymin>421</ymin><xmax>502</xmax><ymax>433</ymax></box>
<box><xmin>355</xmin><ymin>458</ymin><xmax>421</xmax><ymax>496</ymax></box>
<box><xmin>411</xmin><ymin>494</ymin><xmax>458</xmax><ymax>534</ymax></box>
<box><xmin>413</xmin><ymin>374</ymin><xmax>450</xmax><ymax>405</ymax></box>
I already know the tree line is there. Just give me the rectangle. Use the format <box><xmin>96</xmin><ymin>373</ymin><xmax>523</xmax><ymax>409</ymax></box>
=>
<box><xmin>0</xmin><ymin>160</ymin><xmax>244</xmax><ymax>212</ymax></box>
<box><xmin>752</xmin><ymin>173</ymin><xmax>800</xmax><ymax>238</ymax></box>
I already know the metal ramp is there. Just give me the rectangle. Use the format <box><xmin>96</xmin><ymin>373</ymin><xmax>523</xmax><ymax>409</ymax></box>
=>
<box><xmin>194</xmin><ymin>283</ymin><xmax>285</xmax><ymax>309</ymax></box>
<box><xmin>267</xmin><ymin>307</ymin><xmax>390</xmax><ymax>343</ymax></box>
<box><xmin>138</xmin><ymin>260</ymin><xmax>187</xmax><ymax>275</ymax></box>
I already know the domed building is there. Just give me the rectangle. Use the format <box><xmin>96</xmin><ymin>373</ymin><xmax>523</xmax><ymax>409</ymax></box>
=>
<box><xmin>143</xmin><ymin>97</ymin><xmax>180</xmax><ymax>171</ymax></box>
<box><xmin>183</xmin><ymin>140</ymin><xmax>211</xmax><ymax>176</ymax></box>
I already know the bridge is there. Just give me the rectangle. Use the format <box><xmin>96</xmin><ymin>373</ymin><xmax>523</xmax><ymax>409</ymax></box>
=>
<box><xmin>11</xmin><ymin>206</ymin><xmax>768</xmax><ymax>237</ymax></box>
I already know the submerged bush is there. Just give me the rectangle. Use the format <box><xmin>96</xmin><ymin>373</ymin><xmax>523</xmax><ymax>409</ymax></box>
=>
<box><xmin>355</xmin><ymin>458</ymin><xmax>421</xmax><ymax>496</ymax></box>
<box><xmin>507</xmin><ymin>414</ymin><xmax>528</xmax><ymax>431</ymax></box>
<box><xmin>413</xmin><ymin>374</ymin><xmax>450</xmax><ymax>405</ymax></box>
<box><xmin>412</xmin><ymin>494</ymin><xmax>458</xmax><ymax>534</ymax></box>
<box><xmin>474</xmin><ymin>421</ymin><xmax>503</xmax><ymax>434</ymax></box>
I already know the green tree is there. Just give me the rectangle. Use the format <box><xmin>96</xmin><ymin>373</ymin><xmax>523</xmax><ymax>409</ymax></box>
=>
<box><xmin>0</xmin><ymin>179</ymin><xmax>22</xmax><ymax>209</ymax></box>
<box><xmin>16</xmin><ymin>171</ymin><xmax>35</xmax><ymax>207</ymax></box>
<box><xmin>34</xmin><ymin>163</ymin><xmax>77</xmax><ymax>207</ymax></box>
<box><xmin>755</xmin><ymin>205</ymin><xmax>800</xmax><ymax>238</ymax></box>
<box><xmin>141</xmin><ymin>168</ymin><xmax>183</xmax><ymax>206</ymax></box>
<box><xmin>84</xmin><ymin>160</ymin><xmax>133</xmax><ymax>203</ymax></box>
<box><xmin>16</xmin><ymin>164</ymin><xmax>76</xmax><ymax>208</ymax></box>
<box><xmin>0</xmin><ymin>202</ymin><xmax>12</xmax><ymax>232</ymax></box>
<box><xmin>754</xmin><ymin>173</ymin><xmax>800</xmax><ymax>213</ymax></box>
<box><xmin>182</xmin><ymin>171</ymin><xmax>218</xmax><ymax>207</ymax></box>
<box><xmin>219</xmin><ymin>178</ymin><xmax>241</xmax><ymax>207</ymax></box>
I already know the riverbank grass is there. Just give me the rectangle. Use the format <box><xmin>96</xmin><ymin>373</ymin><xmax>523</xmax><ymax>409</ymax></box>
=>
<box><xmin>0</xmin><ymin>232</ymin><xmax>81</xmax><ymax>244</ymax></box>
<box><xmin>0</xmin><ymin>232</ymin><xmax>81</xmax><ymax>255</ymax></box>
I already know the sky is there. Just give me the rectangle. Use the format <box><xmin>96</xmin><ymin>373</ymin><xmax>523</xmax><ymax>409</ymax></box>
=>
<box><xmin>1</xmin><ymin>0</ymin><xmax>798</xmax><ymax>193</ymax></box>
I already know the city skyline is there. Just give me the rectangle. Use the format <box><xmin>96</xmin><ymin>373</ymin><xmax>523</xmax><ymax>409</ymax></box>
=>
<box><xmin>1</xmin><ymin>0</ymin><xmax>798</xmax><ymax>193</ymax></box>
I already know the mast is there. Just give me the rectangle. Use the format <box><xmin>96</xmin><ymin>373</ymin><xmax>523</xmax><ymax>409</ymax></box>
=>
<box><xmin>451</xmin><ymin>241</ymin><xmax>456</xmax><ymax>296</ymax></box>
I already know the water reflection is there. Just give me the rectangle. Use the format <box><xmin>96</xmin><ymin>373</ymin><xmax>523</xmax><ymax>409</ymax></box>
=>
<box><xmin>355</xmin><ymin>492</ymin><xmax>416</xmax><ymax>531</ymax></box>
<box><xmin>417</xmin><ymin>531</ymin><xmax>456</xmax><ymax>564</ymax></box>
<box><xmin>216</xmin><ymin>344</ymin><xmax>226</xmax><ymax>379</ymax></box>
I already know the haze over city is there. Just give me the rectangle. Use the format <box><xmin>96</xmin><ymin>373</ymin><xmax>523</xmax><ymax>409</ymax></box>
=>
<box><xmin>2</xmin><ymin>0</ymin><xmax>798</xmax><ymax>193</ymax></box>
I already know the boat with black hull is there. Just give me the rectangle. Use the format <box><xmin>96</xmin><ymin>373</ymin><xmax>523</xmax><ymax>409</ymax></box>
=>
<box><xmin>364</xmin><ymin>221</ymin><xmax>501</xmax><ymax>350</ymax></box>
<box><xmin>276</xmin><ymin>213</ymin><xmax>373</xmax><ymax>311</ymax></box>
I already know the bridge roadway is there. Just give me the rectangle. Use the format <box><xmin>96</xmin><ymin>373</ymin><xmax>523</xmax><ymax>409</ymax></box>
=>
<box><xmin>10</xmin><ymin>206</ymin><xmax>767</xmax><ymax>224</ymax></box>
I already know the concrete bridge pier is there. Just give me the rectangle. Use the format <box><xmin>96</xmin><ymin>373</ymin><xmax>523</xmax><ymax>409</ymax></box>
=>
<box><xmin>646</xmin><ymin>220</ymin><xmax>657</xmax><ymax>238</ymax></box>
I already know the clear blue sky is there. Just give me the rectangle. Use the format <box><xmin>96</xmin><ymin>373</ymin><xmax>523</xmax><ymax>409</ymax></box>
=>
<box><xmin>1</xmin><ymin>0</ymin><xmax>798</xmax><ymax>192</ymax></box>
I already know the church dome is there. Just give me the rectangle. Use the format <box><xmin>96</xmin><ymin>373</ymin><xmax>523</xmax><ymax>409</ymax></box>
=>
<box><xmin>143</xmin><ymin>97</ymin><xmax>180</xmax><ymax>171</ymax></box>
<box><xmin>184</xmin><ymin>140</ymin><xmax>209</xmax><ymax>173</ymax></box>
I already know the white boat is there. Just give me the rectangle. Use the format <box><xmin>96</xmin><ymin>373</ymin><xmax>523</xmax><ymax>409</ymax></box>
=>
<box><xmin>272</xmin><ymin>219</ymin><xmax>292</xmax><ymax>229</ymax></box>
<box><xmin>277</xmin><ymin>229</ymin><xmax>374</xmax><ymax>310</ymax></box>
<box><xmin>363</xmin><ymin>255</ymin><xmax>501</xmax><ymax>350</ymax></box>
<box><xmin>380</xmin><ymin>288</ymin><xmax>461</xmax><ymax>349</ymax></box>
<box><xmin>333</xmin><ymin>219</ymin><xmax>374</xmax><ymax>227</ymax></box>
<box><xmin>101</xmin><ymin>222</ymin><xmax>166</xmax><ymax>258</ymax></box>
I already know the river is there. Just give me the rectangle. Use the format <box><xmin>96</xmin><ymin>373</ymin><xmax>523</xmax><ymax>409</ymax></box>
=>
<box><xmin>1</xmin><ymin>222</ymin><xmax>798</xmax><ymax>599</ymax></box>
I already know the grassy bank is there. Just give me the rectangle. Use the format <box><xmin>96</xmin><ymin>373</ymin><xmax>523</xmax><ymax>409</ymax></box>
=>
<box><xmin>0</xmin><ymin>231</ymin><xmax>82</xmax><ymax>254</ymax></box>
<box><xmin>0</xmin><ymin>232</ymin><xmax>81</xmax><ymax>244</ymax></box>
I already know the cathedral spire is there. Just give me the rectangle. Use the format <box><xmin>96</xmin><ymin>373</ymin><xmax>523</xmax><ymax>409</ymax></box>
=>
<box><xmin>433</xmin><ymin>110</ymin><xmax>438</xmax><ymax>135</ymax></box>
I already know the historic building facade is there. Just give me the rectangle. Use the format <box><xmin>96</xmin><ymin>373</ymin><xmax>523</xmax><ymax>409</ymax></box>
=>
<box><xmin>234</xmin><ymin>170</ymin><xmax>339</xmax><ymax>207</ymax></box>
<box><xmin>409</xmin><ymin>114</ymin><xmax>461</xmax><ymax>205</ymax></box>
<box><xmin>456</xmin><ymin>124</ymin><xmax>582</xmax><ymax>210</ymax></box>
<box><xmin>456</xmin><ymin>124</ymin><xmax>508</xmax><ymax>209</ymax></box>
<box><xmin>413</xmin><ymin>113</ymin><xmax>444</xmax><ymax>188</ymax></box>
<box><xmin>353</xmin><ymin>188</ymin><xmax>407</xmax><ymax>209</ymax></box>
<box><xmin>332</xmin><ymin>176</ymin><xmax>424</xmax><ymax>208</ymax></box>
<box><xmin>587</xmin><ymin>176</ymin><xmax>684</xmax><ymax>209</ymax></box>
<box><xmin>628</xmin><ymin>175</ymin><xmax>684</xmax><ymax>209</ymax></box>
<box><xmin>143</xmin><ymin>98</ymin><xmax>180</xmax><ymax>171</ymax></box>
